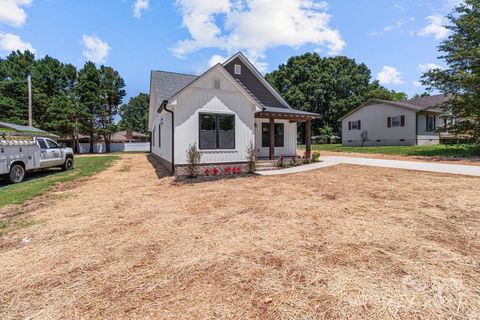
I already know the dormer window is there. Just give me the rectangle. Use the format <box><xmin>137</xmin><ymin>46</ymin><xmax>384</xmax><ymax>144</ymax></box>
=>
<box><xmin>213</xmin><ymin>79</ymin><xmax>221</xmax><ymax>90</ymax></box>
<box><xmin>234</xmin><ymin>64</ymin><xmax>241</xmax><ymax>75</ymax></box>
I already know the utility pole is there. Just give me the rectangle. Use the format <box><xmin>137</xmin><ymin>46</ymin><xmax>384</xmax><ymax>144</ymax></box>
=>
<box><xmin>27</xmin><ymin>74</ymin><xmax>32</xmax><ymax>127</ymax></box>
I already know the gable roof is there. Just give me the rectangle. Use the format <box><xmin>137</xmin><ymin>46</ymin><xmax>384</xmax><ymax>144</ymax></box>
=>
<box><xmin>223</xmin><ymin>52</ymin><xmax>291</xmax><ymax>109</ymax></box>
<box><xmin>339</xmin><ymin>94</ymin><xmax>451</xmax><ymax>121</ymax></box>
<box><xmin>149</xmin><ymin>52</ymin><xmax>320</xmax><ymax>123</ymax></box>
<box><xmin>150</xmin><ymin>71</ymin><xmax>198</xmax><ymax>109</ymax></box>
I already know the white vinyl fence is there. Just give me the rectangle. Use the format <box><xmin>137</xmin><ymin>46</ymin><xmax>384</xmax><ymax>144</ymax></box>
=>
<box><xmin>79</xmin><ymin>142</ymin><xmax>150</xmax><ymax>154</ymax></box>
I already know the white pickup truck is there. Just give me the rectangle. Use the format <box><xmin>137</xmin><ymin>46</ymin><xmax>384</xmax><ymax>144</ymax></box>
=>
<box><xmin>0</xmin><ymin>134</ymin><xmax>74</xmax><ymax>184</ymax></box>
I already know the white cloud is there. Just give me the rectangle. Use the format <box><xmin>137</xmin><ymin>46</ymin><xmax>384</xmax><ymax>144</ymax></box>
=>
<box><xmin>412</xmin><ymin>80</ymin><xmax>423</xmax><ymax>88</ymax></box>
<box><xmin>133</xmin><ymin>0</ymin><xmax>149</xmax><ymax>18</ymax></box>
<box><xmin>0</xmin><ymin>0</ymin><xmax>32</xmax><ymax>27</ymax></box>
<box><xmin>417</xmin><ymin>15</ymin><xmax>449</xmax><ymax>40</ymax></box>
<box><xmin>417</xmin><ymin>63</ymin><xmax>443</xmax><ymax>73</ymax></box>
<box><xmin>370</xmin><ymin>19</ymin><xmax>408</xmax><ymax>36</ymax></box>
<box><xmin>208</xmin><ymin>54</ymin><xmax>227</xmax><ymax>67</ymax></box>
<box><xmin>173</xmin><ymin>0</ymin><xmax>345</xmax><ymax>69</ymax></box>
<box><xmin>0</xmin><ymin>32</ymin><xmax>35</xmax><ymax>53</ymax></box>
<box><xmin>82</xmin><ymin>35</ymin><xmax>111</xmax><ymax>64</ymax></box>
<box><xmin>377</xmin><ymin>66</ymin><xmax>403</xmax><ymax>85</ymax></box>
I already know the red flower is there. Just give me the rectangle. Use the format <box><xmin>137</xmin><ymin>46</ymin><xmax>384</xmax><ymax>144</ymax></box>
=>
<box><xmin>224</xmin><ymin>166</ymin><xmax>232</xmax><ymax>174</ymax></box>
<box><xmin>204</xmin><ymin>168</ymin><xmax>210</xmax><ymax>176</ymax></box>
<box><xmin>233</xmin><ymin>166</ymin><xmax>241</xmax><ymax>174</ymax></box>
<box><xmin>212</xmin><ymin>167</ymin><xmax>219</xmax><ymax>175</ymax></box>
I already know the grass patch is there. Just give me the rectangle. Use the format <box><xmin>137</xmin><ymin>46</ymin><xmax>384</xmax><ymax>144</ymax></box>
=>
<box><xmin>299</xmin><ymin>144</ymin><xmax>479</xmax><ymax>157</ymax></box>
<box><xmin>0</xmin><ymin>156</ymin><xmax>119</xmax><ymax>208</ymax></box>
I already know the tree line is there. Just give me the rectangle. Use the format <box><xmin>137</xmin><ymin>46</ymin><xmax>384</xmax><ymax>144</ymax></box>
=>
<box><xmin>0</xmin><ymin>51</ymin><xmax>149</xmax><ymax>153</ymax></box>
<box><xmin>265</xmin><ymin>54</ymin><xmax>408</xmax><ymax>137</ymax></box>
<box><xmin>266</xmin><ymin>0</ymin><xmax>479</xmax><ymax>145</ymax></box>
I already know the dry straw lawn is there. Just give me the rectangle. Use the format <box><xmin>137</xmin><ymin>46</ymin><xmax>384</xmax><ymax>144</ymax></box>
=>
<box><xmin>1</xmin><ymin>154</ymin><xmax>479</xmax><ymax>319</ymax></box>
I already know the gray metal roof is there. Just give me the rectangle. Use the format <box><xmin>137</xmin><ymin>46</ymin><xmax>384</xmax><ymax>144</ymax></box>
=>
<box><xmin>261</xmin><ymin>106</ymin><xmax>320</xmax><ymax>118</ymax></box>
<box><xmin>0</xmin><ymin>121</ymin><xmax>47</xmax><ymax>133</ymax></box>
<box><xmin>151</xmin><ymin>71</ymin><xmax>198</xmax><ymax>108</ymax></box>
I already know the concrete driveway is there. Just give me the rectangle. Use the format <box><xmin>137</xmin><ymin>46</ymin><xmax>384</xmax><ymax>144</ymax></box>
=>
<box><xmin>258</xmin><ymin>156</ymin><xmax>480</xmax><ymax>177</ymax></box>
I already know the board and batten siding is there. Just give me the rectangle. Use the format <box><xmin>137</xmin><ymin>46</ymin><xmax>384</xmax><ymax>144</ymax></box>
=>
<box><xmin>254</xmin><ymin>119</ymin><xmax>297</xmax><ymax>158</ymax></box>
<box><xmin>171</xmin><ymin>68</ymin><xmax>257</xmax><ymax>165</ymax></box>
<box><xmin>151</xmin><ymin>109</ymin><xmax>172</xmax><ymax>163</ymax></box>
<box><xmin>342</xmin><ymin>103</ymin><xmax>417</xmax><ymax>146</ymax></box>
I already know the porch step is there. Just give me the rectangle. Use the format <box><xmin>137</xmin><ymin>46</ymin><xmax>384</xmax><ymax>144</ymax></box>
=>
<box><xmin>255</xmin><ymin>160</ymin><xmax>278</xmax><ymax>171</ymax></box>
<box><xmin>256</xmin><ymin>166</ymin><xmax>279</xmax><ymax>172</ymax></box>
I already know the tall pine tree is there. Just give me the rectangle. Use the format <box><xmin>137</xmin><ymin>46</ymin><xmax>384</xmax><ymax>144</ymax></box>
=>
<box><xmin>422</xmin><ymin>0</ymin><xmax>480</xmax><ymax>145</ymax></box>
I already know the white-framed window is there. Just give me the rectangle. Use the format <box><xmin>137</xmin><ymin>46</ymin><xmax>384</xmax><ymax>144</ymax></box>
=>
<box><xmin>351</xmin><ymin>121</ymin><xmax>359</xmax><ymax>130</ymax></box>
<box><xmin>234</xmin><ymin>64</ymin><xmax>241</xmax><ymax>75</ymax></box>
<box><xmin>391</xmin><ymin>116</ymin><xmax>401</xmax><ymax>127</ymax></box>
<box><xmin>213</xmin><ymin>79</ymin><xmax>221</xmax><ymax>90</ymax></box>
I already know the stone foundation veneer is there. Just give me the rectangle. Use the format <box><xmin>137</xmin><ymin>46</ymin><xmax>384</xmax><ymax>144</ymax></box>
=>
<box><xmin>150</xmin><ymin>153</ymin><xmax>249</xmax><ymax>176</ymax></box>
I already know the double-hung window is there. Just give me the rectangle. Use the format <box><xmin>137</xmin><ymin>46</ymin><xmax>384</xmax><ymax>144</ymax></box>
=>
<box><xmin>261</xmin><ymin>123</ymin><xmax>284</xmax><ymax>148</ymax></box>
<box><xmin>199</xmin><ymin>113</ymin><xmax>235</xmax><ymax>149</ymax></box>
<box><xmin>426</xmin><ymin>115</ymin><xmax>436</xmax><ymax>131</ymax></box>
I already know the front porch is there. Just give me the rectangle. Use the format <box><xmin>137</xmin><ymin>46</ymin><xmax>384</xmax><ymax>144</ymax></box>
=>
<box><xmin>255</xmin><ymin>108</ymin><xmax>319</xmax><ymax>161</ymax></box>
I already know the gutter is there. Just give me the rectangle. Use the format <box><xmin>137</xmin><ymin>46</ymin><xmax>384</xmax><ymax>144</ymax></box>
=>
<box><xmin>162</xmin><ymin>101</ymin><xmax>175</xmax><ymax>175</ymax></box>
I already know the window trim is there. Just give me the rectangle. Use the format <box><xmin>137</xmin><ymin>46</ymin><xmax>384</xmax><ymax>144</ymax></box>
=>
<box><xmin>199</xmin><ymin>112</ymin><xmax>236</xmax><ymax>150</ymax></box>
<box><xmin>261</xmin><ymin>122</ymin><xmax>285</xmax><ymax>148</ymax></box>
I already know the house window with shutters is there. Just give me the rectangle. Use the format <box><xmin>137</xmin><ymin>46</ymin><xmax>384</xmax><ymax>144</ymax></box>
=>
<box><xmin>348</xmin><ymin>120</ymin><xmax>361</xmax><ymax>130</ymax></box>
<box><xmin>387</xmin><ymin>115</ymin><xmax>405</xmax><ymax>128</ymax></box>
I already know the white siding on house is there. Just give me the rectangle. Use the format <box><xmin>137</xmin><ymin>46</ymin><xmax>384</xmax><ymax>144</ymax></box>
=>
<box><xmin>254</xmin><ymin>119</ymin><xmax>297</xmax><ymax>158</ymax></box>
<box><xmin>342</xmin><ymin>103</ymin><xmax>417</xmax><ymax>146</ymax></box>
<box><xmin>171</xmin><ymin>68</ymin><xmax>257</xmax><ymax>165</ymax></box>
<box><xmin>151</xmin><ymin>109</ymin><xmax>173</xmax><ymax>162</ymax></box>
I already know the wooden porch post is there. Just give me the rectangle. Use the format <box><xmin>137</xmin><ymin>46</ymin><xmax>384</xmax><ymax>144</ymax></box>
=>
<box><xmin>306</xmin><ymin>119</ymin><xmax>311</xmax><ymax>159</ymax></box>
<box><xmin>269</xmin><ymin>117</ymin><xmax>275</xmax><ymax>160</ymax></box>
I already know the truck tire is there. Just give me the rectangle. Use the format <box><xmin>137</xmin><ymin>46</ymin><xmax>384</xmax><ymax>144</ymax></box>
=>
<box><xmin>8</xmin><ymin>163</ymin><xmax>25</xmax><ymax>184</ymax></box>
<box><xmin>62</xmin><ymin>158</ymin><xmax>74</xmax><ymax>171</ymax></box>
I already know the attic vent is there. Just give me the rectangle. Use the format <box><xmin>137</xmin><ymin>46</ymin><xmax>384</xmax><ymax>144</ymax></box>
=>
<box><xmin>234</xmin><ymin>64</ymin><xmax>241</xmax><ymax>75</ymax></box>
<box><xmin>213</xmin><ymin>79</ymin><xmax>221</xmax><ymax>90</ymax></box>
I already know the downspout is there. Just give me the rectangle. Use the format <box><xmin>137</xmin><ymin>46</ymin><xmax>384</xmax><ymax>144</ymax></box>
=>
<box><xmin>163</xmin><ymin>102</ymin><xmax>175</xmax><ymax>175</ymax></box>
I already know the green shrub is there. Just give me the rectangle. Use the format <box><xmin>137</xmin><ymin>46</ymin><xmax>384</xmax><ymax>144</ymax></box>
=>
<box><xmin>186</xmin><ymin>143</ymin><xmax>201</xmax><ymax>178</ymax></box>
<box><xmin>246</xmin><ymin>141</ymin><xmax>256</xmax><ymax>173</ymax></box>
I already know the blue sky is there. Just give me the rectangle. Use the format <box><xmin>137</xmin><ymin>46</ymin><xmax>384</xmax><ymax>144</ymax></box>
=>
<box><xmin>0</xmin><ymin>0</ymin><xmax>461</xmax><ymax>101</ymax></box>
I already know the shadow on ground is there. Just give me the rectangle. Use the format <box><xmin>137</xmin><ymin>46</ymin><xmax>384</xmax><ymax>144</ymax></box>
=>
<box><xmin>0</xmin><ymin>169</ymin><xmax>63</xmax><ymax>188</ymax></box>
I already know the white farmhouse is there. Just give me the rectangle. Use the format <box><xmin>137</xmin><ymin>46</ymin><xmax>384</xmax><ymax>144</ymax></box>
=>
<box><xmin>340</xmin><ymin>94</ymin><xmax>453</xmax><ymax>146</ymax></box>
<box><xmin>148</xmin><ymin>52</ymin><xmax>319</xmax><ymax>175</ymax></box>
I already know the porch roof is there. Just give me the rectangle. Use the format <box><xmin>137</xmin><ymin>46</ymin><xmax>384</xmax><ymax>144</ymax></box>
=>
<box><xmin>255</xmin><ymin>106</ymin><xmax>320</xmax><ymax>120</ymax></box>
